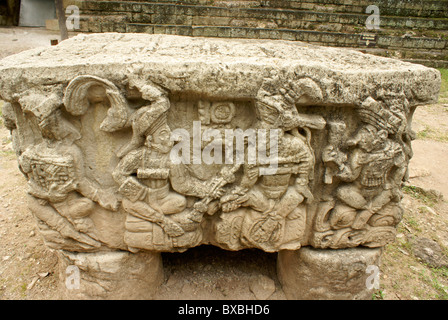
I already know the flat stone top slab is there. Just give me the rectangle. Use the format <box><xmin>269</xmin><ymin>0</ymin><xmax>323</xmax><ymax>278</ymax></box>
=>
<box><xmin>0</xmin><ymin>33</ymin><xmax>441</xmax><ymax>105</ymax></box>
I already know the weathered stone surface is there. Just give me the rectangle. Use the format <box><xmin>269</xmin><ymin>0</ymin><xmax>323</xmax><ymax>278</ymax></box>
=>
<box><xmin>58</xmin><ymin>250</ymin><xmax>163</xmax><ymax>299</ymax></box>
<box><xmin>0</xmin><ymin>33</ymin><xmax>441</xmax><ymax>299</ymax></box>
<box><xmin>249</xmin><ymin>274</ymin><xmax>276</xmax><ymax>300</ymax></box>
<box><xmin>0</xmin><ymin>33</ymin><xmax>440</xmax><ymax>103</ymax></box>
<box><xmin>277</xmin><ymin>247</ymin><xmax>382</xmax><ymax>300</ymax></box>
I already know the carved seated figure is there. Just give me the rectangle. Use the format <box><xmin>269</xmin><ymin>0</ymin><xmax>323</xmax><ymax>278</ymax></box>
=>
<box><xmin>328</xmin><ymin>123</ymin><xmax>406</xmax><ymax>231</ymax></box>
<box><xmin>113</xmin><ymin>105</ymin><xmax>228</xmax><ymax>252</ymax></box>
<box><xmin>19</xmin><ymin>110</ymin><xmax>119</xmax><ymax>251</ymax></box>
<box><xmin>114</xmin><ymin>114</ymin><xmax>191</xmax><ymax>252</ymax></box>
<box><xmin>216</xmin><ymin>131</ymin><xmax>314</xmax><ymax>252</ymax></box>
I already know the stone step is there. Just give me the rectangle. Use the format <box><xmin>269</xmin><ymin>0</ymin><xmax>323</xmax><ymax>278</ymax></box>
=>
<box><xmin>78</xmin><ymin>1</ymin><xmax>448</xmax><ymax>31</ymax></box>
<box><xmin>120</xmin><ymin>23</ymin><xmax>447</xmax><ymax>51</ymax></box>
<box><xmin>75</xmin><ymin>1</ymin><xmax>448</xmax><ymax>68</ymax></box>
<box><xmin>250</xmin><ymin>0</ymin><xmax>448</xmax><ymax>18</ymax></box>
<box><xmin>347</xmin><ymin>46</ymin><xmax>448</xmax><ymax>67</ymax></box>
<box><xmin>76</xmin><ymin>0</ymin><xmax>448</xmax><ymax>18</ymax></box>
<box><xmin>403</xmin><ymin>59</ymin><xmax>448</xmax><ymax>69</ymax></box>
<box><xmin>124</xmin><ymin>22</ymin><xmax>448</xmax><ymax>66</ymax></box>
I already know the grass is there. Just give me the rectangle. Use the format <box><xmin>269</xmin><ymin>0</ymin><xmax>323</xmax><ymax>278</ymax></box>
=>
<box><xmin>432</xmin><ymin>266</ymin><xmax>448</xmax><ymax>280</ymax></box>
<box><xmin>416</xmin><ymin>126</ymin><xmax>448</xmax><ymax>142</ymax></box>
<box><xmin>383</xmin><ymin>234</ymin><xmax>448</xmax><ymax>299</ymax></box>
<box><xmin>372</xmin><ymin>290</ymin><xmax>385</xmax><ymax>300</ymax></box>
<box><xmin>406</xmin><ymin>216</ymin><xmax>422</xmax><ymax>233</ymax></box>
<box><xmin>380</xmin><ymin>183</ymin><xmax>448</xmax><ymax>300</ymax></box>
<box><xmin>402</xmin><ymin>185</ymin><xmax>440</xmax><ymax>207</ymax></box>
<box><xmin>414</xmin><ymin>70</ymin><xmax>448</xmax><ymax>143</ymax></box>
<box><xmin>438</xmin><ymin>68</ymin><xmax>448</xmax><ymax>103</ymax></box>
<box><xmin>0</xmin><ymin>150</ymin><xmax>16</xmax><ymax>158</ymax></box>
<box><xmin>419</xmin><ymin>268</ymin><xmax>448</xmax><ymax>300</ymax></box>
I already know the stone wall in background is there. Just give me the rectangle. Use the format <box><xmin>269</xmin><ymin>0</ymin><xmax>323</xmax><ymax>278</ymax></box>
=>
<box><xmin>73</xmin><ymin>0</ymin><xmax>448</xmax><ymax>68</ymax></box>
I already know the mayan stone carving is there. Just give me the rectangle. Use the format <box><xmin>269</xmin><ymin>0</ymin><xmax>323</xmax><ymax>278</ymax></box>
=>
<box><xmin>0</xmin><ymin>33</ymin><xmax>440</xmax><ymax>299</ymax></box>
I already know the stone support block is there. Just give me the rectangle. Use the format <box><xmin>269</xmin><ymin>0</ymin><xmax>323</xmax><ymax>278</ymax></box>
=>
<box><xmin>58</xmin><ymin>250</ymin><xmax>163</xmax><ymax>299</ymax></box>
<box><xmin>277</xmin><ymin>247</ymin><xmax>382</xmax><ymax>300</ymax></box>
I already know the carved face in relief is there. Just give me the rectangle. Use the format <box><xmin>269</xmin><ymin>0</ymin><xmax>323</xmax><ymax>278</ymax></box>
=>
<box><xmin>149</xmin><ymin>124</ymin><xmax>173</xmax><ymax>154</ymax></box>
<box><xmin>352</xmin><ymin>125</ymin><xmax>387</xmax><ymax>153</ymax></box>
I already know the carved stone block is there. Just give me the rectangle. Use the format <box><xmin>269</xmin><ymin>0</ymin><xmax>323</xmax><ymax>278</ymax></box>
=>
<box><xmin>0</xmin><ymin>33</ymin><xmax>440</xmax><ymax>299</ymax></box>
<box><xmin>58</xmin><ymin>250</ymin><xmax>163</xmax><ymax>300</ymax></box>
<box><xmin>278</xmin><ymin>247</ymin><xmax>382</xmax><ymax>300</ymax></box>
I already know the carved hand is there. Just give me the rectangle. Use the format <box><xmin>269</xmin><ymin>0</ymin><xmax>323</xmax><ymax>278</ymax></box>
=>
<box><xmin>97</xmin><ymin>189</ymin><xmax>120</xmax><ymax>212</ymax></box>
<box><xmin>246</xmin><ymin>166</ymin><xmax>259</xmax><ymax>181</ymax></box>
<box><xmin>49</xmin><ymin>178</ymin><xmax>76</xmax><ymax>195</ymax></box>
<box><xmin>210</xmin><ymin>187</ymin><xmax>225</xmax><ymax>199</ymax></box>
<box><xmin>322</xmin><ymin>145</ymin><xmax>336</xmax><ymax>162</ymax></box>
<box><xmin>220</xmin><ymin>190</ymin><xmax>249</xmax><ymax>213</ymax></box>
<box><xmin>295</xmin><ymin>184</ymin><xmax>314</xmax><ymax>204</ymax></box>
<box><xmin>162</xmin><ymin>219</ymin><xmax>185</xmax><ymax>237</ymax></box>
<box><xmin>279</xmin><ymin>81</ymin><xmax>301</xmax><ymax>106</ymax></box>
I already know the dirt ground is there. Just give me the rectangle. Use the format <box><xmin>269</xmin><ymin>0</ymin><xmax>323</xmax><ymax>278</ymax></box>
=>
<box><xmin>0</xmin><ymin>27</ymin><xmax>447</xmax><ymax>300</ymax></box>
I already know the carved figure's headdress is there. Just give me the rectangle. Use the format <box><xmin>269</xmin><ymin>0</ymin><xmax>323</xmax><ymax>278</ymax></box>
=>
<box><xmin>255</xmin><ymin>100</ymin><xmax>281</xmax><ymax>127</ymax></box>
<box><xmin>63</xmin><ymin>75</ymin><xmax>128</xmax><ymax>132</ymax></box>
<box><xmin>146</xmin><ymin>113</ymin><xmax>168</xmax><ymax>136</ymax></box>
<box><xmin>358</xmin><ymin>97</ymin><xmax>404</xmax><ymax>135</ymax></box>
<box><xmin>255</xmin><ymin>77</ymin><xmax>325</xmax><ymax>131</ymax></box>
<box><xmin>130</xmin><ymin>104</ymin><xmax>168</xmax><ymax>138</ymax></box>
<box><xmin>116</xmin><ymin>86</ymin><xmax>170</xmax><ymax>158</ymax></box>
<box><xmin>38</xmin><ymin>109</ymin><xmax>81</xmax><ymax>142</ymax></box>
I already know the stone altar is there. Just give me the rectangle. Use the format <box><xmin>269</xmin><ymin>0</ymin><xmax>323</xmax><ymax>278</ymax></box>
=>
<box><xmin>0</xmin><ymin>33</ymin><xmax>440</xmax><ymax>299</ymax></box>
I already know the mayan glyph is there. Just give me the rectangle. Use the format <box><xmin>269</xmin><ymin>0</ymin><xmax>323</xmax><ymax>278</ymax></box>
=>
<box><xmin>0</xmin><ymin>33</ymin><xmax>440</xmax><ymax>299</ymax></box>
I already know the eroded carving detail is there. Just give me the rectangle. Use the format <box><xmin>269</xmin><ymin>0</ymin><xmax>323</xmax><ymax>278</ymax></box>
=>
<box><xmin>64</xmin><ymin>75</ymin><xmax>129</xmax><ymax>133</ymax></box>
<box><xmin>1</xmin><ymin>74</ymin><xmax>419</xmax><ymax>253</ymax></box>
<box><xmin>19</xmin><ymin>109</ymin><xmax>119</xmax><ymax>251</ymax></box>
<box><xmin>313</xmin><ymin>96</ymin><xmax>408</xmax><ymax>248</ymax></box>
<box><xmin>112</xmin><ymin>104</ymin><xmax>206</xmax><ymax>252</ymax></box>
<box><xmin>214</xmin><ymin>77</ymin><xmax>325</xmax><ymax>251</ymax></box>
<box><xmin>0</xmin><ymin>33</ymin><xmax>440</xmax><ymax>300</ymax></box>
